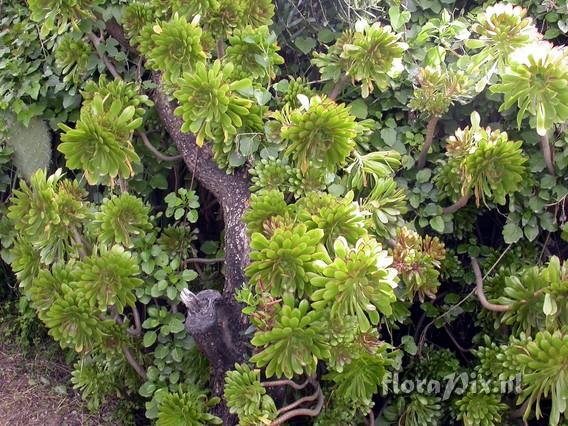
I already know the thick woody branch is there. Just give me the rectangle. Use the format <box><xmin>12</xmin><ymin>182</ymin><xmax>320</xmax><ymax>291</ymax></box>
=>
<box><xmin>152</xmin><ymin>74</ymin><xmax>250</xmax><ymax>297</ymax></box>
<box><xmin>471</xmin><ymin>257</ymin><xmax>512</xmax><ymax>313</ymax></box>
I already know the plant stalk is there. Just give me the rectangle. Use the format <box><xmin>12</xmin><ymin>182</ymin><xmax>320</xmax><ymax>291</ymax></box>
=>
<box><xmin>471</xmin><ymin>257</ymin><xmax>511</xmax><ymax>312</ymax></box>
<box><xmin>540</xmin><ymin>133</ymin><xmax>555</xmax><ymax>175</ymax></box>
<box><xmin>442</xmin><ymin>192</ymin><xmax>471</xmax><ymax>214</ymax></box>
<box><xmin>329</xmin><ymin>74</ymin><xmax>349</xmax><ymax>100</ymax></box>
<box><xmin>137</xmin><ymin>130</ymin><xmax>182</xmax><ymax>162</ymax></box>
<box><xmin>122</xmin><ymin>345</ymin><xmax>147</xmax><ymax>380</ymax></box>
<box><xmin>416</xmin><ymin>116</ymin><xmax>440</xmax><ymax>169</ymax></box>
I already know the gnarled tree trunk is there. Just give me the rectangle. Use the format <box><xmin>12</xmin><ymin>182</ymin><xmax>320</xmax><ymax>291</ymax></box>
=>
<box><xmin>153</xmin><ymin>75</ymin><xmax>250</xmax><ymax>424</ymax></box>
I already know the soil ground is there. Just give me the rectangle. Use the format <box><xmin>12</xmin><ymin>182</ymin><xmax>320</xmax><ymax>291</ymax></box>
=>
<box><xmin>0</xmin><ymin>331</ymin><xmax>115</xmax><ymax>425</ymax></box>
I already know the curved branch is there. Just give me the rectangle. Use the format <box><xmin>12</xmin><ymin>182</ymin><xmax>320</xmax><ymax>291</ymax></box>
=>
<box><xmin>127</xmin><ymin>305</ymin><xmax>142</xmax><ymax>336</ymax></box>
<box><xmin>443</xmin><ymin>192</ymin><xmax>471</xmax><ymax>214</ymax></box>
<box><xmin>276</xmin><ymin>389</ymin><xmax>320</xmax><ymax>414</ymax></box>
<box><xmin>122</xmin><ymin>345</ymin><xmax>147</xmax><ymax>380</ymax></box>
<box><xmin>137</xmin><ymin>130</ymin><xmax>182</xmax><ymax>161</ymax></box>
<box><xmin>416</xmin><ymin>116</ymin><xmax>439</xmax><ymax>169</ymax></box>
<box><xmin>270</xmin><ymin>383</ymin><xmax>324</xmax><ymax>426</ymax></box>
<box><xmin>471</xmin><ymin>257</ymin><xmax>512</xmax><ymax>313</ymax></box>
<box><xmin>262</xmin><ymin>378</ymin><xmax>311</xmax><ymax>390</ymax></box>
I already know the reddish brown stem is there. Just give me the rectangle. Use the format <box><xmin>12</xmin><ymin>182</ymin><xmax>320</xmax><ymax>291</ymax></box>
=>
<box><xmin>442</xmin><ymin>192</ymin><xmax>471</xmax><ymax>214</ymax></box>
<box><xmin>270</xmin><ymin>382</ymin><xmax>324</xmax><ymax>426</ymax></box>
<box><xmin>417</xmin><ymin>116</ymin><xmax>440</xmax><ymax>169</ymax></box>
<box><xmin>471</xmin><ymin>257</ymin><xmax>511</xmax><ymax>313</ymax></box>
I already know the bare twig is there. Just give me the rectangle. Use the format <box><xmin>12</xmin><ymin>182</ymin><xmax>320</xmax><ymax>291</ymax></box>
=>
<box><xmin>137</xmin><ymin>130</ymin><xmax>182</xmax><ymax>162</ymax></box>
<box><xmin>444</xmin><ymin>325</ymin><xmax>472</xmax><ymax>353</ymax></box>
<box><xmin>127</xmin><ymin>305</ymin><xmax>142</xmax><ymax>337</ymax></box>
<box><xmin>471</xmin><ymin>257</ymin><xmax>511</xmax><ymax>312</ymax></box>
<box><xmin>443</xmin><ymin>192</ymin><xmax>471</xmax><ymax>214</ymax></box>
<box><xmin>416</xmin><ymin>116</ymin><xmax>439</xmax><ymax>169</ymax></box>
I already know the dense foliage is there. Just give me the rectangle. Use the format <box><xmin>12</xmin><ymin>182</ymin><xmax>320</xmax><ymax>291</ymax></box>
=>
<box><xmin>1</xmin><ymin>0</ymin><xmax>568</xmax><ymax>424</ymax></box>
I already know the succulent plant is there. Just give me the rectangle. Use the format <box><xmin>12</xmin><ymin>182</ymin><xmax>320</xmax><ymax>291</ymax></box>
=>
<box><xmin>54</xmin><ymin>34</ymin><xmax>92</xmax><ymax>83</ymax></box>
<box><xmin>29</xmin><ymin>264</ymin><xmax>72</xmax><ymax>320</ymax></box>
<box><xmin>362</xmin><ymin>177</ymin><xmax>407</xmax><ymax>239</ymax></box>
<box><xmin>391</xmin><ymin>227</ymin><xmax>446</xmax><ymax>302</ymax></box>
<box><xmin>58</xmin><ymin>95</ymin><xmax>143</xmax><ymax>185</ymax></box>
<box><xmin>77</xmin><ymin>245</ymin><xmax>143</xmax><ymax>313</ymax></box>
<box><xmin>249</xmin><ymin>158</ymin><xmax>291</xmax><ymax>193</ymax></box>
<box><xmin>439</xmin><ymin>112</ymin><xmax>527</xmax><ymax>208</ymax></box>
<box><xmin>174</xmin><ymin>60</ymin><xmax>253</xmax><ymax>147</ymax></box>
<box><xmin>314</xmin><ymin>21</ymin><xmax>406</xmax><ymax>98</ymax></box>
<box><xmin>123</xmin><ymin>2</ymin><xmax>157</xmax><ymax>40</ymax></box>
<box><xmin>44</xmin><ymin>290</ymin><xmax>104</xmax><ymax>352</ymax></box>
<box><xmin>295</xmin><ymin>191</ymin><xmax>366</xmax><ymax>246</ymax></box>
<box><xmin>225</xmin><ymin>25</ymin><xmax>283</xmax><ymax>81</ymax></box>
<box><xmin>491</xmin><ymin>43</ymin><xmax>568</xmax><ymax>136</ymax></box>
<box><xmin>455</xmin><ymin>392</ymin><xmax>507</xmax><ymax>426</ymax></box>
<box><xmin>343</xmin><ymin>150</ymin><xmax>401</xmax><ymax>191</ymax></box>
<box><xmin>409</xmin><ymin>66</ymin><xmax>470</xmax><ymax>118</ymax></box>
<box><xmin>242</xmin><ymin>189</ymin><xmax>289</xmax><ymax>235</ymax></box>
<box><xmin>286</xmin><ymin>163</ymin><xmax>328</xmax><ymax>198</ymax></box>
<box><xmin>224</xmin><ymin>363</ymin><xmax>277</xmax><ymax>425</ymax></box>
<box><xmin>81</xmin><ymin>76</ymin><xmax>153</xmax><ymax>121</ymax></box>
<box><xmin>155</xmin><ymin>386</ymin><xmax>222</xmax><ymax>426</ymax></box>
<box><xmin>468</xmin><ymin>3</ymin><xmax>540</xmax><ymax>69</ymax></box>
<box><xmin>94</xmin><ymin>193</ymin><xmax>151</xmax><ymax>247</ymax></box>
<box><xmin>250</xmin><ymin>299</ymin><xmax>330</xmax><ymax>378</ymax></box>
<box><xmin>201</xmin><ymin>0</ymin><xmax>273</xmax><ymax>38</ymax></box>
<box><xmin>515</xmin><ymin>330</ymin><xmax>568</xmax><ymax>424</ymax></box>
<box><xmin>277</xmin><ymin>96</ymin><xmax>357</xmax><ymax>172</ymax></box>
<box><xmin>8</xmin><ymin>169</ymin><xmax>89</xmax><ymax>264</ymax></box>
<box><xmin>311</xmin><ymin>236</ymin><xmax>397</xmax><ymax>332</ymax></box>
<box><xmin>141</xmin><ymin>14</ymin><xmax>206</xmax><ymax>82</ymax></box>
<box><xmin>325</xmin><ymin>342</ymin><xmax>393</xmax><ymax>405</ymax></box>
<box><xmin>246</xmin><ymin>224</ymin><xmax>326</xmax><ymax>303</ymax></box>
<box><xmin>398</xmin><ymin>394</ymin><xmax>443</xmax><ymax>426</ymax></box>
<box><xmin>282</xmin><ymin>77</ymin><xmax>315</xmax><ymax>108</ymax></box>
